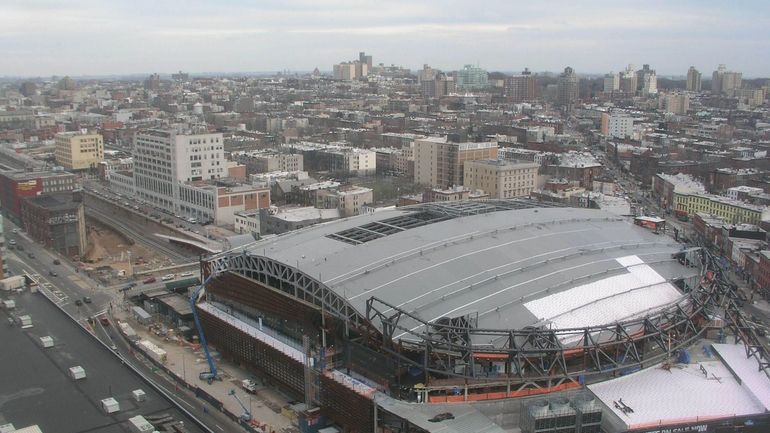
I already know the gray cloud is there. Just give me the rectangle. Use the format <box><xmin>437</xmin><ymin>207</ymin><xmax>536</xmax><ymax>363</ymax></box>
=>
<box><xmin>0</xmin><ymin>0</ymin><xmax>768</xmax><ymax>76</ymax></box>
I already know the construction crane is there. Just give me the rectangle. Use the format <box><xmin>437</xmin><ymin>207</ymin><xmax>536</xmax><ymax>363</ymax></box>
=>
<box><xmin>189</xmin><ymin>274</ymin><xmax>221</xmax><ymax>383</ymax></box>
<box><xmin>228</xmin><ymin>389</ymin><xmax>252</xmax><ymax>422</ymax></box>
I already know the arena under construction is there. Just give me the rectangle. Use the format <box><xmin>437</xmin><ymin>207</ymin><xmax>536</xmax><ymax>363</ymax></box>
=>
<box><xmin>194</xmin><ymin>199</ymin><xmax>770</xmax><ymax>433</ymax></box>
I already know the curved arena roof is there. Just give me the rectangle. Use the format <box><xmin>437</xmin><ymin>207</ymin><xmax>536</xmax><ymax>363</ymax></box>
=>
<box><xmin>229</xmin><ymin>200</ymin><xmax>697</xmax><ymax>342</ymax></box>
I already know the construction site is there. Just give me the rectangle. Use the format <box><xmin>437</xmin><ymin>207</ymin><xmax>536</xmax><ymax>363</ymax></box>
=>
<box><xmin>79</xmin><ymin>220</ymin><xmax>174</xmax><ymax>283</ymax></box>
<box><xmin>168</xmin><ymin>199</ymin><xmax>770</xmax><ymax>433</ymax></box>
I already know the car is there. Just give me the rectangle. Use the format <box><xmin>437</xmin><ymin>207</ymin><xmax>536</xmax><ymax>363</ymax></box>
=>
<box><xmin>83</xmin><ymin>296</ymin><xmax>92</xmax><ymax>304</ymax></box>
<box><xmin>53</xmin><ymin>259</ymin><xmax>61</xmax><ymax>265</ymax></box>
<box><xmin>27</xmin><ymin>253</ymin><xmax>35</xmax><ymax>259</ymax></box>
<box><xmin>49</xmin><ymin>270</ymin><xmax>57</xmax><ymax>277</ymax></box>
<box><xmin>179</xmin><ymin>271</ymin><xmax>194</xmax><ymax>277</ymax></box>
<box><xmin>74</xmin><ymin>299</ymin><xmax>83</xmax><ymax>306</ymax></box>
<box><xmin>143</xmin><ymin>277</ymin><xmax>157</xmax><ymax>284</ymax></box>
<box><xmin>161</xmin><ymin>274</ymin><xmax>175</xmax><ymax>281</ymax></box>
<box><xmin>9</xmin><ymin>239</ymin><xmax>16</xmax><ymax>245</ymax></box>
<box><xmin>11</xmin><ymin>228</ymin><xmax>18</xmax><ymax>234</ymax></box>
<box><xmin>99</xmin><ymin>316</ymin><xmax>110</xmax><ymax>326</ymax></box>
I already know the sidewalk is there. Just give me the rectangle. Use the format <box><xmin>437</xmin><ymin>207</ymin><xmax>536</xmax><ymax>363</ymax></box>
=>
<box><xmin>113</xmin><ymin>306</ymin><xmax>298</xmax><ymax>432</ymax></box>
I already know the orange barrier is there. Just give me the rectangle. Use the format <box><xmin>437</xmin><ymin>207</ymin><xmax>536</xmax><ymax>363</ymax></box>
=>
<box><xmin>427</xmin><ymin>381</ymin><xmax>580</xmax><ymax>403</ymax></box>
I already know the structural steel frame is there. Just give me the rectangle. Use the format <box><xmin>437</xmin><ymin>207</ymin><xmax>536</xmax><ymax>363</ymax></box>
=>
<box><xmin>201</xmin><ymin>208</ymin><xmax>770</xmax><ymax>386</ymax></box>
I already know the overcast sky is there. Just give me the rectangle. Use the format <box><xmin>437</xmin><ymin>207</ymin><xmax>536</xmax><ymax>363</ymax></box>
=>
<box><xmin>1</xmin><ymin>0</ymin><xmax>768</xmax><ymax>77</ymax></box>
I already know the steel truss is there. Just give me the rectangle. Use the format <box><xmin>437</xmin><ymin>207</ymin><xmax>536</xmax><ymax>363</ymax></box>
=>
<box><xmin>365</xmin><ymin>286</ymin><xmax>712</xmax><ymax>384</ymax></box>
<box><xmin>202</xmin><ymin>244</ymin><xmax>770</xmax><ymax>387</ymax></box>
<box><xmin>204</xmin><ymin>251</ymin><xmax>370</xmax><ymax>331</ymax></box>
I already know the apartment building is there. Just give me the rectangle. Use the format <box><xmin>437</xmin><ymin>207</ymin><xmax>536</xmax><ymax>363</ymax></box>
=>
<box><xmin>414</xmin><ymin>137</ymin><xmax>498</xmax><ymax>188</ymax></box>
<box><xmin>318</xmin><ymin>186</ymin><xmax>373</xmax><ymax>217</ymax></box>
<box><xmin>54</xmin><ymin>130</ymin><xmax>104</xmax><ymax>171</ymax></box>
<box><xmin>235</xmin><ymin>151</ymin><xmax>303</xmax><ymax>173</ymax></box>
<box><xmin>463</xmin><ymin>159</ymin><xmax>539</xmax><ymax>199</ymax></box>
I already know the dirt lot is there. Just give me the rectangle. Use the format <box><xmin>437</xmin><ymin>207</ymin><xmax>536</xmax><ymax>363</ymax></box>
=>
<box><xmin>81</xmin><ymin>220</ymin><xmax>174</xmax><ymax>276</ymax></box>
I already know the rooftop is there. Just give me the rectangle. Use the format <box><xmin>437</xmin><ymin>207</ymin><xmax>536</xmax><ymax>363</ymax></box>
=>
<box><xmin>589</xmin><ymin>343</ymin><xmax>770</xmax><ymax>431</ymax></box>
<box><xmin>656</xmin><ymin>173</ymin><xmax>707</xmax><ymax>194</ymax></box>
<box><xmin>232</xmin><ymin>200</ymin><xmax>696</xmax><ymax>342</ymax></box>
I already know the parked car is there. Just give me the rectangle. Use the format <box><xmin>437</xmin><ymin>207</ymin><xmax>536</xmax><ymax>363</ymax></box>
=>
<box><xmin>75</xmin><ymin>299</ymin><xmax>83</xmax><ymax>306</ymax></box>
<box><xmin>27</xmin><ymin>253</ymin><xmax>35</xmax><ymax>259</ymax></box>
<box><xmin>179</xmin><ymin>271</ymin><xmax>194</xmax><ymax>277</ymax></box>
<box><xmin>83</xmin><ymin>296</ymin><xmax>92</xmax><ymax>304</ymax></box>
<box><xmin>143</xmin><ymin>277</ymin><xmax>157</xmax><ymax>284</ymax></box>
<box><xmin>53</xmin><ymin>259</ymin><xmax>61</xmax><ymax>265</ymax></box>
<box><xmin>99</xmin><ymin>316</ymin><xmax>110</xmax><ymax>326</ymax></box>
<box><xmin>161</xmin><ymin>274</ymin><xmax>175</xmax><ymax>281</ymax></box>
<box><xmin>48</xmin><ymin>270</ymin><xmax>57</xmax><ymax>277</ymax></box>
<box><xmin>8</xmin><ymin>239</ymin><xmax>16</xmax><ymax>246</ymax></box>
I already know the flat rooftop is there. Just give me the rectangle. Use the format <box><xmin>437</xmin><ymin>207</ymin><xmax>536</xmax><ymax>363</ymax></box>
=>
<box><xmin>0</xmin><ymin>291</ymin><xmax>205</xmax><ymax>433</ymax></box>
<box><xmin>232</xmin><ymin>200</ymin><xmax>696</xmax><ymax>343</ymax></box>
<box><xmin>589</xmin><ymin>343</ymin><xmax>770</xmax><ymax>431</ymax></box>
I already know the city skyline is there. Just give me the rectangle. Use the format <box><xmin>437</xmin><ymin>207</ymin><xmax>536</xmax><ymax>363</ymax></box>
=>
<box><xmin>1</xmin><ymin>0</ymin><xmax>769</xmax><ymax>77</ymax></box>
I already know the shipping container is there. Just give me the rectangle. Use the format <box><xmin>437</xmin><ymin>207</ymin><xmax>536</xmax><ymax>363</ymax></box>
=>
<box><xmin>0</xmin><ymin>275</ymin><xmax>25</xmax><ymax>291</ymax></box>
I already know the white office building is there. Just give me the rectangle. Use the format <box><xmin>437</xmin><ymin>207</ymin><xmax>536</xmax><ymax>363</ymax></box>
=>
<box><xmin>133</xmin><ymin>128</ymin><xmax>225</xmax><ymax>213</ymax></box>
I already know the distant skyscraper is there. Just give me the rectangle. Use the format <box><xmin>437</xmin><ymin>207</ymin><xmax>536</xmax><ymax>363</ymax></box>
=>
<box><xmin>57</xmin><ymin>76</ymin><xmax>76</xmax><ymax>91</ymax></box>
<box><xmin>456</xmin><ymin>64</ymin><xmax>488</xmax><ymax>91</ymax></box>
<box><xmin>333</xmin><ymin>62</ymin><xmax>356</xmax><ymax>80</ymax></box>
<box><xmin>418</xmin><ymin>64</ymin><xmax>437</xmax><ymax>83</ymax></box>
<box><xmin>603</xmin><ymin>72</ymin><xmax>620</xmax><ymax>94</ymax></box>
<box><xmin>619</xmin><ymin>64</ymin><xmax>637</xmax><ymax>95</ymax></box>
<box><xmin>504</xmin><ymin>68</ymin><xmax>537</xmax><ymax>101</ymax></box>
<box><xmin>421</xmin><ymin>73</ymin><xmax>456</xmax><ymax>98</ymax></box>
<box><xmin>557</xmin><ymin>66</ymin><xmax>579</xmax><ymax>109</ymax></box>
<box><xmin>143</xmin><ymin>73</ymin><xmax>160</xmax><ymax>90</ymax></box>
<box><xmin>686</xmin><ymin>66</ymin><xmax>702</xmax><ymax>92</ymax></box>
<box><xmin>359</xmin><ymin>52</ymin><xmax>373</xmax><ymax>71</ymax></box>
<box><xmin>636</xmin><ymin>64</ymin><xmax>657</xmax><ymax>96</ymax></box>
<box><xmin>712</xmin><ymin>64</ymin><xmax>742</xmax><ymax>96</ymax></box>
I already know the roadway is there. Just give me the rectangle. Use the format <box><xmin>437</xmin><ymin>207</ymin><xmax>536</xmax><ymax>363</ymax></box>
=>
<box><xmin>3</xmin><ymin>226</ymin><xmax>250</xmax><ymax>433</ymax></box>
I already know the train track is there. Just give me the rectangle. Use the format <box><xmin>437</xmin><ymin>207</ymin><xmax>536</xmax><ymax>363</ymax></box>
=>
<box><xmin>85</xmin><ymin>206</ymin><xmax>193</xmax><ymax>263</ymax></box>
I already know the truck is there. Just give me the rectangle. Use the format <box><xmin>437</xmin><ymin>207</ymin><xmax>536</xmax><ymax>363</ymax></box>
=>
<box><xmin>241</xmin><ymin>379</ymin><xmax>257</xmax><ymax>394</ymax></box>
<box><xmin>0</xmin><ymin>275</ymin><xmax>26</xmax><ymax>291</ymax></box>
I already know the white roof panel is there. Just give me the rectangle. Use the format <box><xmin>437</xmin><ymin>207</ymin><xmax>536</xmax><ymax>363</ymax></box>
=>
<box><xmin>524</xmin><ymin>256</ymin><xmax>682</xmax><ymax>331</ymax></box>
<box><xmin>589</xmin><ymin>360</ymin><xmax>765</xmax><ymax>430</ymax></box>
<box><xmin>712</xmin><ymin>343</ymin><xmax>770</xmax><ymax>410</ymax></box>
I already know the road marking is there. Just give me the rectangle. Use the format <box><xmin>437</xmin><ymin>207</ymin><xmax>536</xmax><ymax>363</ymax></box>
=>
<box><xmin>180</xmin><ymin>398</ymin><xmax>194</xmax><ymax>408</ymax></box>
<box><xmin>216</xmin><ymin>425</ymin><xmax>224</xmax><ymax>431</ymax></box>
